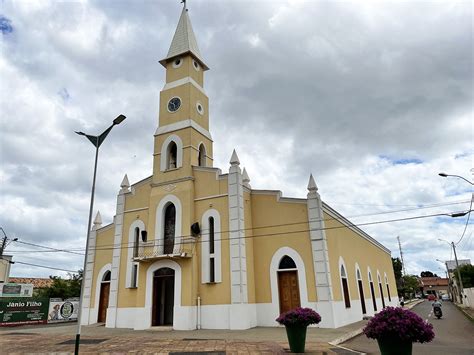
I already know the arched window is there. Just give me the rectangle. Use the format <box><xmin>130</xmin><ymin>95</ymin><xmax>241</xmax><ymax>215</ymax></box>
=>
<box><xmin>356</xmin><ymin>267</ymin><xmax>366</xmax><ymax>314</ymax></box>
<box><xmin>133</xmin><ymin>227</ymin><xmax>140</xmax><ymax>258</ymax></box>
<box><xmin>209</xmin><ymin>217</ymin><xmax>215</xmax><ymax>282</ymax></box>
<box><xmin>103</xmin><ymin>270</ymin><xmax>111</xmax><ymax>282</ymax></box>
<box><xmin>385</xmin><ymin>275</ymin><xmax>392</xmax><ymax>302</ymax></box>
<box><xmin>164</xmin><ymin>203</ymin><xmax>176</xmax><ymax>254</ymax></box>
<box><xmin>369</xmin><ymin>271</ymin><xmax>377</xmax><ymax>311</ymax></box>
<box><xmin>198</xmin><ymin>144</ymin><xmax>206</xmax><ymax>167</ymax></box>
<box><xmin>167</xmin><ymin>141</ymin><xmax>177</xmax><ymax>170</ymax></box>
<box><xmin>378</xmin><ymin>272</ymin><xmax>386</xmax><ymax>308</ymax></box>
<box><xmin>279</xmin><ymin>255</ymin><xmax>297</xmax><ymax>269</ymax></box>
<box><xmin>341</xmin><ymin>265</ymin><xmax>351</xmax><ymax>308</ymax></box>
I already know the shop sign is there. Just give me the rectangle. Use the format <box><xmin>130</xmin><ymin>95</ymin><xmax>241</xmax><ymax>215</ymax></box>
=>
<box><xmin>0</xmin><ymin>298</ymin><xmax>48</xmax><ymax>326</ymax></box>
<box><xmin>48</xmin><ymin>298</ymin><xmax>79</xmax><ymax>323</ymax></box>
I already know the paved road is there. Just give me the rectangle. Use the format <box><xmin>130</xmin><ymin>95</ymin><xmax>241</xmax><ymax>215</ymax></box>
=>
<box><xmin>342</xmin><ymin>300</ymin><xmax>474</xmax><ymax>354</ymax></box>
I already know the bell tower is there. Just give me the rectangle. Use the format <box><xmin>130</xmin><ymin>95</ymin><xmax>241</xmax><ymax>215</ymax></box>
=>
<box><xmin>153</xmin><ymin>5</ymin><xmax>213</xmax><ymax>184</ymax></box>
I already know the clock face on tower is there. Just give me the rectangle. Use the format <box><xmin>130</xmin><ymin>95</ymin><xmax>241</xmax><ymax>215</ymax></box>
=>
<box><xmin>167</xmin><ymin>97</ymin><xmax>181</xmax><ymax>112</ymax></box>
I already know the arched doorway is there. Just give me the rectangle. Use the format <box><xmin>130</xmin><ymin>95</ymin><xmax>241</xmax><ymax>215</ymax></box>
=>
<box><xmin>98</xmin><ymin>270</ymin><xmax>111</xmax><ymax>323</ymax></box>
<box><xmin>277</xmin><ymin>255</ymin><xmax>300</xmax><ymax>314</ymax></box>
<box><xmin>152</xmin><ymin>267</ymin><xmax>175</xmax><ymax>326</ymax></box>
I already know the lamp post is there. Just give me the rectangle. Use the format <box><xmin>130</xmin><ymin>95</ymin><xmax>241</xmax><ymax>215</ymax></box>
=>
<box><xmin>438</xmin><ymin>172</ymin><xmax>473</xmax><ymax>185</ymax></box>
<box><xmin>74</xmin><ymin>114</ymin><xmax>126</xmax><ymax>355</ymax></box>
<box><xmin>438</xmin><ymin>238</ymin><xmax>464</xmax><ymax>304</ymax></box>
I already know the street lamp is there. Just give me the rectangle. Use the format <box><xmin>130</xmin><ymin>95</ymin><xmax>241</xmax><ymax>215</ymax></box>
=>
<box><xmin>438</xmin><ymin>238</ymin><xmax>464</xmax><ymax>304</ymax></box>
<box><xmin>74</xmin><ymin>114</ymin><xmax>126</xmax><ymax>355</ymax></box>
<box><xmin>438</xmin><ymin>172</ymin><xmax>473</xmax><ymax>186</ymax></box>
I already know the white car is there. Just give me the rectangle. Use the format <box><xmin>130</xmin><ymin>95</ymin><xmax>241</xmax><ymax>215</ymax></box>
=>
<box><xmin>441</xmin><ymin>294</ymin><xmax>450</xmax><ymax>301</ymax></box>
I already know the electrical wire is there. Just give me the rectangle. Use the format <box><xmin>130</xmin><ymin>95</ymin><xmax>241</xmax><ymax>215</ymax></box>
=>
<box><xmin>13</xmin><ymin>240</ymin><xmax>85</xmax><ymax>256</ymax></box>
<box><xmin>6</xmin><ymin>209</ymin><xmax>472</xmax><ymax>255</ymax></box>
<box><xmin>455</xmin><ymin>193</ymin><xmax>473</xmax><ymax>245</ymax></box>
<box><xmin>0</xmin><ymin>257</ymin><xmax>77</xmax><ymax>273</ymax></box>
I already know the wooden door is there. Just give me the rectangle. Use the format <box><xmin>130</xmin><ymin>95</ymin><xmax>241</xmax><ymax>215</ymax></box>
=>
<box><xmin>152</xmin><ymin>269</ymin><xmax>175</xmax><ymax>326</ymax></box>
<box><xmin>98</xmin><ymin>282</ymin><xmax>110</xmax><ymax>323</ymax></box>
<box><xmin>278</xmin><ymin>271</ymin><xmax>300</xmax><ymax>314</ymax></box>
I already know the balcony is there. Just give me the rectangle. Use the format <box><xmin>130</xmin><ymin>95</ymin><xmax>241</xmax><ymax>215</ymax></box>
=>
<box><xmin>133</xmin><ymin>235</ymin><xmax>196</xmax><ymax>261</ymax></box>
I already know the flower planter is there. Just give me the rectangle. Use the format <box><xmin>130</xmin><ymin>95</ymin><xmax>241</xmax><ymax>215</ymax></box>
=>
<box><xmin>285</xmin><ymin>325</ymin><xmax>307</xmax><ymax>353</ymax></box>
<box><xmin>377</xmin><ymin>338</ymin><xmax>413</xmax><ymax>355</ymax></box>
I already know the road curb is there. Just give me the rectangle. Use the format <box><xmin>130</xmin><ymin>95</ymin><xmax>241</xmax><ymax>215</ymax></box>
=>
<box><xmin>328</xmin><ymin>299</ymin><xmax>425</xmax><ymax>346</ymax></box>
<box><xmin>453</xmin><ymin>303</ymin><xmax>474</xmax><ymax>322</ymax></box>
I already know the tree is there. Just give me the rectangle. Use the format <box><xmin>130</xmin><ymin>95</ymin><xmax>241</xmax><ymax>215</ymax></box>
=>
<box><xmin>36</xmin><ymin>270</ymin><xmax>82</xmax><ymax>299</ymax></box>
<box><xmin>420</xmin><ymin>271</ymin><xmax>438</xmax><ymax>278</ymax></box>
<box><xmin>401</xmin><ymin>275</ymin><xmax>420</xmax><ymax>298</ymax></box>
<box><xmin>392</xmin><ymin>257</ymin><xmax>403</xmax><ymax>295</ymax></box>
<box><xmin>453</xmin><ymin>264</ymin><xmax>474</xmax><ymax>289</ymax></box>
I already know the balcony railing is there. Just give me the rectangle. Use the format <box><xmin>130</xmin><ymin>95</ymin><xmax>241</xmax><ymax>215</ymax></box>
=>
<box><xmin>133</xmin><ymin>236</ymin><xmax>196</xmax><ymax>261</ymax></box>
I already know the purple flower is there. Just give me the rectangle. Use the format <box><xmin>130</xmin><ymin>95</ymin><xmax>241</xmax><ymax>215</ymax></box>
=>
<box><xmin>276</xmin><ymin>307</ymin><xmax>322</xmax><ymax>327</ymax></box>
<box><xmin>363</xmin><ymin>307</ymin><xmax>435</xmax><ymax>343</ymax></box>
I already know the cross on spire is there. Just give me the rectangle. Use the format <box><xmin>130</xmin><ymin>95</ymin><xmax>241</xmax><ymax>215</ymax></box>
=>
<box><xmin>181</xmin><ymin>0</ymin><xmax>187</xmax><ymax>10</ymax></box>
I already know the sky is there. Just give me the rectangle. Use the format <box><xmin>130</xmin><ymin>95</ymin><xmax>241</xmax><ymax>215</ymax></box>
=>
<box><xmin>0</xmin><ymin>0</ymin><xmax>472</xmax><ymax>279</ymax></box>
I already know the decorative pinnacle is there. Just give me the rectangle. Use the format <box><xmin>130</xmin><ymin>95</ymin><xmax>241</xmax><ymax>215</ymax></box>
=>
<box><xmin>242</xmin><ymin>168</ymin><xmax>250</xmax><ymax>183</ymax></box>
<box><xmin>307</xmin><ymin>174</ymin><xmax>318</xmax><ymax>192</ymax></box>
<box><xmin>92</xmin><ymin>211</ymin><xmax>102</xmax><ymax>230</ymax></box>
<box><xmin>230</xmin><ymin>149</ymin><xmax>240</xmax><ymax>166</ymax></box>
<box><xmin>121</xmin><ymin>174</ymin><xmax>130</xmax><ymax>189</ymax></box>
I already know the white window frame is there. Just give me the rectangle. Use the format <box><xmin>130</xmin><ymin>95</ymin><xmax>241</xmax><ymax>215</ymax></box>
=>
<box><xmin>126</xmin><ymin>220</ymin><xmax>145</xmax><ymax>288</ymax></box>
<box><xmin>160</xmin><ymin>134</ymin><xmax>183</xmax><ymax>171</ymax></box>
<box><xmin>201</xmin><ymin>209</ymin><xmax>222</xmax><ymax>283</ymax></box>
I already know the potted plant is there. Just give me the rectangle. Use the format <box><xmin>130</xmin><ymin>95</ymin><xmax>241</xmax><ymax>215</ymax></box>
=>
<box><xmin>363</xmin><ymin>306</ymin><xmax>435</xmax><ymax>355</ymax></box>
<box><xmin>276</xmin><ymin>307</ymin><xmax>321</xmax><ymax>353</ymax></box>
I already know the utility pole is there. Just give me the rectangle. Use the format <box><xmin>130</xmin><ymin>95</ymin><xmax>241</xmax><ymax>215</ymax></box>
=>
<box><xmin>0</xmin><ymin>227</ymin><xmax>8</xmax><ymax>257</ymax></box>
<box><xmin>452</xmin><ymin>241</ymin><xmax>464</xmax><ymax>304</ymax></box>
<box><xmin>397</xmin><ymin>236</ymin><xmax>406</xmax><ymax>276</ymax></box>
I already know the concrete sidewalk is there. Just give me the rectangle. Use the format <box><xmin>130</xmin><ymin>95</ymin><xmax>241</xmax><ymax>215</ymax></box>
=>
<box><xmin>0</xmin><ymin>321</ymin><xmax>368</xmax><ymax>354</ymax></box>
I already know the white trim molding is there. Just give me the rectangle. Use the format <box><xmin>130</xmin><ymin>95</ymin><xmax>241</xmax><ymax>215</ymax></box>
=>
<box><xmin>160</xmin><ymin>134</ymin><xmax>183</xmax><ymax>171</ymax></box>
<box><xmin>162</xmin><ymin>76</ymin><xmax>206</xmax><ymax>95</ymax></box>
<box><xmin>269</xmin><ymin>247</ymin><xmax>310</xmax><ymax>322</ymax></box>
<box><xmin>201</xmin><ymin>209</ymin><xmax>222</xmax><ymax>283</ymax></box>
<box><xmin>155</xmin><ymin>194</ymin><xmax>182</xmax><ymax>255</ymax></box>
<box><xmin>155</xmin><ymin>119</ymin><xmax>212</xmax><ymax>141</ymax></box>
<box><xmin>142</xmin><ymin>259</ymin><xmax>187</xmax><ymax>330</ymax></box>
<box><xmin>338</xmin><ymin>256</ymin><xmax>351</xmax><ymax>308</ymax></box>
<box><xmin>90</xmin><ymin>263</ymin><xmax>112</xmax><ymax>324</ymax></box>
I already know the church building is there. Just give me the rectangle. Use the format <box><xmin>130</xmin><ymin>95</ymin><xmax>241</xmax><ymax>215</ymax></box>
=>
<box><xmin>81</xmin><ymin>6</ymin><xmax>398</xmax><ymax>330</ymax></box>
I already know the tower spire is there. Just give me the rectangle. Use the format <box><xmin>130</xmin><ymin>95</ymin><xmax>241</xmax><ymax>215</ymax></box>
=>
<box><xmin>159</xmin><ymin>4</ymin><xmax>208</xmax><ymax>70</ymax></box>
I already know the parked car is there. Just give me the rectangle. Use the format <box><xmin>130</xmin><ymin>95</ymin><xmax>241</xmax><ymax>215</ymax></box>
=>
<box><xmin>427</xmin><ymin>294</ymin><xmax>436</xmax><ymax>301</ymax></box>
<box><xmin>441</xmin><ymin>294</ymin><xmax>450</xmax><ymax>301</ymax></box>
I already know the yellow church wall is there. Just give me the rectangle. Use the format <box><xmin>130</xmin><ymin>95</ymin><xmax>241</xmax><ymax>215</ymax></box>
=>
<box><xmin>250</xmin><ymin>193</ymin><xmax>317</xmax><ymax>303</ymax></box>
<box><xmin>123</xmin><ymin>178</ymin><xmax>152</xmax><ymax>211</ymax></box>
<box><xmin>165</xmin><ymin>56</ymin><xmax>204</xmax><ymax>87</ymax></box>
<box><xmin>324</xmin><ymin>210</ymin><xmax>396</xmax><ymax>302</ymax></box>
<box><xmin>90</xmin><ymin>225</ymin><xmax>114</xmax><ymax>309</ymax></box>
<box><xmin>194</xmin><ymin>197</ymin><xmax>231</xmax><ymax>305</ymax></box>
<box><xmin>193</xmin><ymin>169</ymin><xmax>228</xmax><ymax>199</ymax></box>
<box><xmin>243</xmin><ymin>190</ymin><xmax>256</xmax><ymax>304</ymax></box>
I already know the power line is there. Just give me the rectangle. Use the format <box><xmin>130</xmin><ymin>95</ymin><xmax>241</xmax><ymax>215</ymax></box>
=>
<box><xmin>6</xmin><ymin>210</ymin><xmax>471</xmax><ymax>255</ymax></box>
<box><xmin>13</xmin><ymin>240</ymin><xmax>85</xmax><ymax>256</ymax></box>
<box><xmin>0</xmin><ymin>257</ymin><xmax>77</xmax><ymax>273</ymax></box>
<box><xmin>455</xmin><ymin>194</ymin><xmax>473</xmax><ymax>245</ymax></box>
<box><xmin>5</xmin><ymin>200</ymin><xmax>468</xmax><ymax>255</ymax></box>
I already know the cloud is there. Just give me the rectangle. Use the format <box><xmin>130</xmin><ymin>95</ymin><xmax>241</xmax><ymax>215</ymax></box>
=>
<box><xmin>0</xmin><ymin>0</ymin><xmax>472</xmax><ymax>278</ymax></box>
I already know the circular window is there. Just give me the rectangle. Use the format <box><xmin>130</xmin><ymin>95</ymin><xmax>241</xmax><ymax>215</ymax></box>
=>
<box><xmin>167</xmin><ymin>97</ymin><xmax>181</xmax><ymax>112</ymax></box>
<box><xmin>193</xmin><ymin>60</ymin><xmax>200</xmax><ymax>71</ymax></box>
<box><xmin>172</xmin><ymin>58</ymin><xmax>182</xmax><ymax>68</ymax></box>
<box><xmin>196</xmin><ymin>102</ymin><xmax>204</xmax><ymax>115</ymax></box>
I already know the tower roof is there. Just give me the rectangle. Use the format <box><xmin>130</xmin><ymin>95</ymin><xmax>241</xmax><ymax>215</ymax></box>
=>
<box><xmin>159</xmin><ymin>7</ymin><xmax>209</xmax><ymax>70</ymax></box>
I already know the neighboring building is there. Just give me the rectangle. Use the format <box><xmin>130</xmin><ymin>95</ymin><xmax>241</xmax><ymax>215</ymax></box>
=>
<box><xmin>81</xmin><ymin>5</ymin><xmax>398</xmax><ymax>330</ymax></box>
<box><xmin>445</xmin><ymin>259</ymin><xmax>471</xmax><ymax>303</ymax></box>
<box><xmin>0</xmin><ymin>255</ymin><xmax>13</xmax><ymax>283</ymax></box>
<box><xmin>8</xmin><ymin>277</ymin><xmax>54</xmax><ymax>289</ymax></box>
<box><xmin>420</xmin><ymin>277</ymin><xmax>449</xmax><ymax>297</ymax></box>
